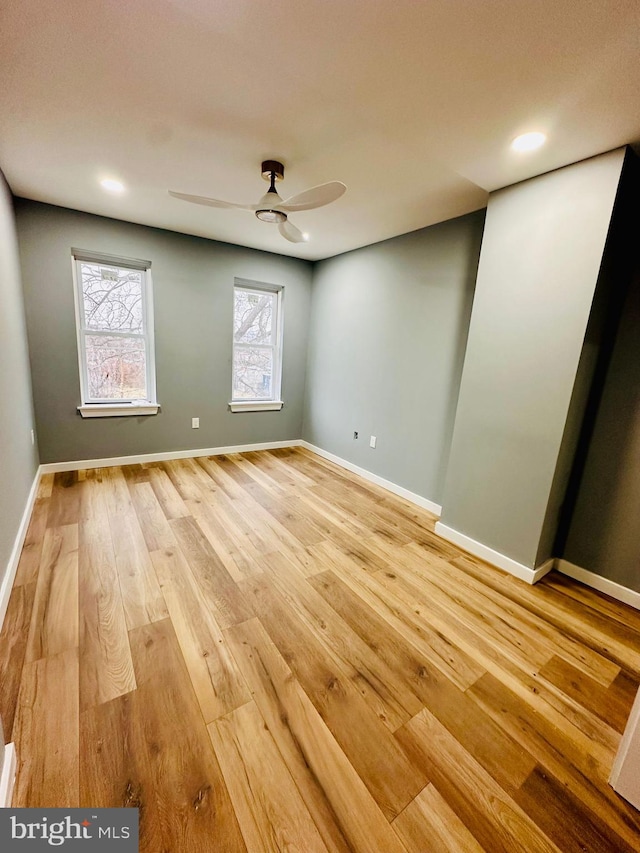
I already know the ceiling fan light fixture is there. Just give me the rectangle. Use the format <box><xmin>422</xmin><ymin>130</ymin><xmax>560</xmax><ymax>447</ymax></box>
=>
<box><xmin>255</xmin><ymin>208</ymin><xmax>287</xmax><ymax>223</ymax></box>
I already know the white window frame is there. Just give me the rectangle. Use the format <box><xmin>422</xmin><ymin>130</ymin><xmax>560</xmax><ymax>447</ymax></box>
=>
<box><xmin>71</xmin><ymin>249</ymin><xmax>159</xmax><ymax>418</ymax></box>
<box><xmin>229</xmin><ymin>278</ymin><xmax>284</xmax><ymax>413</ymax></box>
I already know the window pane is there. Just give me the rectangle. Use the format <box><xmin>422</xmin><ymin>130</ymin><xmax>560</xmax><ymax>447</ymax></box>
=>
<box><xmin>233</xmin><ymin>346</ymin><xmax>273</xmax><ymax>399</ymax></box>
<box><xmin>81</xmin><ymin>262</ymin><xmax>144</xmax><ymax>333</ymax></box>
<box><xmin>85</xmin><ymin>335</ymin><xmax>147</xmax><ymax>400</ymax></box>
<box><xmin>234</xmin><ymin>289</ymin><xmax>275</xmax><ymax>345</ymax></box>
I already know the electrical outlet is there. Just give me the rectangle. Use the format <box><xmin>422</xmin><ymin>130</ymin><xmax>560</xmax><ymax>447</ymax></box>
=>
<box><xmin>191</xmin><ymin>417</ymin><xmax>200</xmax><ymax>429</ymax></box>
<box><xmin>30</xmin><ymin>429</ymin><xmax>35</xmax><ymax>446</ymax></box>
<box><xmin>369</xmin><ymin>435</ymin><xmax>377</xmax><ymax>448</ymax></box>
<box><xmin>353</xmin><ymin>431</ymin><xmax>359</xmax><ymax>439</ymax></box>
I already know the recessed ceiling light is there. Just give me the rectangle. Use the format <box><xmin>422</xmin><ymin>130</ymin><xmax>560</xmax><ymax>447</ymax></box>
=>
<box><xmin>100</xmin><ymin>178</ymin><xmax>125</xmax><ymax>193</ymax></box>
<box><xmin>302</xmin><ymin>232</ymin><xmax>309</xmax><ymax>241</ymax></box>
<box><xmin>511</xmin><ymin>132</ymin><xmax>546</xmax><ymax>152</ymax></box>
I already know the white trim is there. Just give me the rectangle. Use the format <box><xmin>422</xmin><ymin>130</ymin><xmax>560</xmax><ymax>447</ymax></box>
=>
<box><xmin>233</xmin><ymin>277</ymin><xmax>283</xmax><ymax>293</ymax></box>
<box><xmin>0</xmin><ymin>742</ymin><xmax>17</xmax><ymax>808</ymax></box>
<box><xmin>71</xmin><ymin>247</ymin><xmax>151</xmax><ymax>270</ymax></box>
<box><xmin>232</xmin><ymin>279</ymin><xmax>284</xmax><ymax>410</ymax></box>
<box><xmin>433</xmin><ymin>521</ymin><xmax>554</xmax><ymax>585</ymax></box>
<box><xmin>532</xmin><ymin>557</ymin><xmax>556</xmax><ymax>582</ymax></box>
<box><xmin>300</xmin><ymin>441</ymin><xmax>442</xmax><ymax>516</ymax></box>
<box><xmin>38</xmin><ymin>440</ymin><xmax>303</xmax><ymax>474</ymax></box>
<box><xmin>72</xmin><ymin>254</ymin><xmax>158</xmax><ymax>409</ymax></box>
<box><xmin>556</xmin><ymin>559</ymin><xmax>640</xmax><ymax>611</ymax></box>
<box><xmin>78</xmin><ymin>403</ymin><xmax>160</xmax><ymax>418</ymax></box>
<box><xmin>144</xmin><ymin>269</ymin><xmax>158</xmax><ymax>406</ymax></box>
<box><xmin>229</xmin><ymin>400</ymin><xmax>284</xmax><ymax>413</ymax></box>
<box><xmin>0</xmin><ymin>468</ymin><xmax>41</xmax><ymax>633</ymax></box>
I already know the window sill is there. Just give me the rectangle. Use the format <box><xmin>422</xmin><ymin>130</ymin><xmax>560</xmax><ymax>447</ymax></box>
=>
<box><xmin>228</xmin><ymin>400</ymin><xmax>284</xmax><ymax>413</ymax></box>
<box><xmin>78</xmin><ymin>403</ymin><xmax>160</xmax><ymax>418</ymax></box>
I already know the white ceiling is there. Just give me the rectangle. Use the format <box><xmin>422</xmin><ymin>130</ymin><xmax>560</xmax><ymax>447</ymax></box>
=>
<box><xmin>1</xmin><ymin>0</ymin><xmax>639</xmax><ymax>261</ymax></box>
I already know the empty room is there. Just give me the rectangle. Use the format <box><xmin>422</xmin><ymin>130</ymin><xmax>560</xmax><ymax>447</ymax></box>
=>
<box><xmin>2</xmin><ymin>1</ymin><xmax>640</xmax><ymax>851</ymax></box>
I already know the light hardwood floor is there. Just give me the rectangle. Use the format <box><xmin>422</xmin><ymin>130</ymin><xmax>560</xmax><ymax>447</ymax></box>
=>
<box><xmin>2</xmin><ymin>447</ymin><xmax>640</xmax><ymax>851</ymax></box>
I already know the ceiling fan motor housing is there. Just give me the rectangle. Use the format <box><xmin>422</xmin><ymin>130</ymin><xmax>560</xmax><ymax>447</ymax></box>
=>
<box><xmin>261</xmin><ymin>160</ymin><xmax>284</xmax><ymax>181</ymax></box>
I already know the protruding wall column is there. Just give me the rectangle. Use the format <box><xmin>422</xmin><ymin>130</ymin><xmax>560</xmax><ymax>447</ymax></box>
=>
<box><xmin>610</xmin><ymin>686</ymin><xmax>640</xmax><ymax>810</ymax></box>
<box><xmin>436</xmin><ymin>148</ymin><xmax>626</xmax><ymax>582</ymax></box>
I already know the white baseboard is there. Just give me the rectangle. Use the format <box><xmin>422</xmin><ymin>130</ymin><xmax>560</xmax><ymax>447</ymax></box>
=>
<box><xmin>0</xmin><ymin>467</ymin><xmax>41</xmax><ymax>633</ymax></box>
<box><xmin>434</xmin><ymin>521</ymin><xmax>554</xmax><ymax>585</ymax></box>
<box><xmin>556</xmin><ymin>559</ymin><xmax>640</xmax><ymax>611</ymax></box>
<box><xmin>300</xmin><ymin>441</ymin><xmax>442</xmax><ymax>516</ymax></box>
<box><xmin>39</xmin><ymin>439</ymin><xmax>303</xmax><ymax>474</ymax></box>
<box><xmin>0</xmin><ymin>742</ymin><xmax>16</xmax><ymax>807</ymax></box>
<box><xmin>530</xmin><ymin>557</ymin><xmax>556</xmax><ymax>583</ymax></box>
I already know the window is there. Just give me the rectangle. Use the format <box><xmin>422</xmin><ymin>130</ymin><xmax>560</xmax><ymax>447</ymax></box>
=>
<box><xmin>72</xmin><ymin>250</ymin><xmax>158</xmax><ymax>417</ymax></box>
<box><xmin>230</xmin><ymin>279</ymin><xmax>284</xmax><ymax>412</ymax></box>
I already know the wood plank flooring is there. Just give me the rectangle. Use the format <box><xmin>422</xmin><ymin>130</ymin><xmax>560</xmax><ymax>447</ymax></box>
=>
<box><xmin>2</xmin><ymin>447</ymin><xmax>640</xmax><ymax>852</ymax></box>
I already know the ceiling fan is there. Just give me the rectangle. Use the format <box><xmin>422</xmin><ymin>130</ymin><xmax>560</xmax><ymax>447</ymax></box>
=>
<box><xmin>169</xmin><ymin>160</ymin><xmax>346</xmax><ymax>243</ymax></box>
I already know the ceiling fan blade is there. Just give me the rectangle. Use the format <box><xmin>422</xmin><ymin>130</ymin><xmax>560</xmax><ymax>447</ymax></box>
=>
<box><xmin>168</xmin><ymin>190</ymin><xmax>259</xmax><ymax>211</ymax></box>
<box><xmin>278</xmin><ymin>219</ymin><xmax>307</xmax><ymax>243</ymax></box>
<box><xmin>277</xmin><ymin>181</ymin><xmax>346</xmax><ymax>212</ymax></box>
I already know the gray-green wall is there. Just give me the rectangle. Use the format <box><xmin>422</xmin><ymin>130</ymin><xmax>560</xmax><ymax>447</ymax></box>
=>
<box><xmin>439</xmin><ymin>149</ymin><xmax>625</xmax><ymax>569</ymax></box>
<box><xmin>303</xmin><ymin>212</ymin><xmax>485</xmax><ymax>504</ymax></box>
<box><xmin>563</xmin><ymin>273</ymin><xmax>640</xmax><ymax>592</ymax></box>
<box><xmin>0</xmin><ymin>174</ymin><xmax>39</xmax><ymax>588</ymax></box>
<box><xmin>15</xmin><ymin>201</ymin><xmax>313</xmax><ymax>464</ymax></box>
